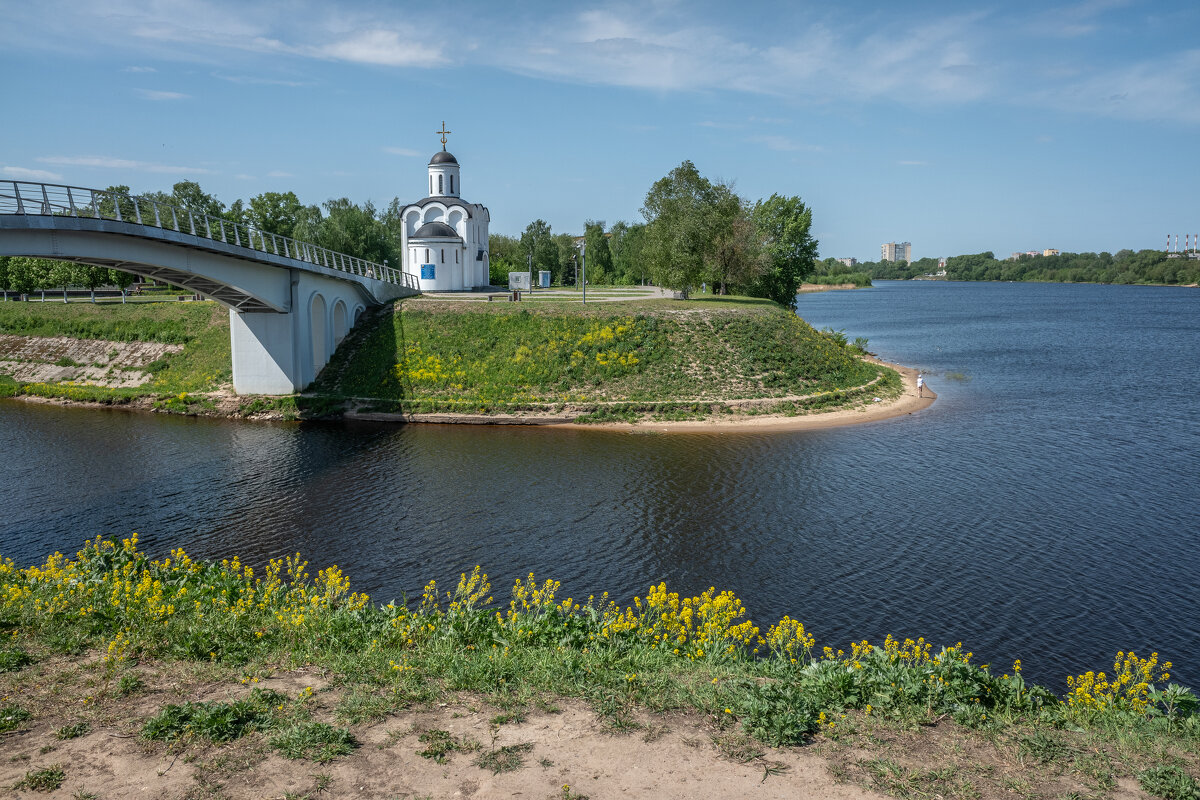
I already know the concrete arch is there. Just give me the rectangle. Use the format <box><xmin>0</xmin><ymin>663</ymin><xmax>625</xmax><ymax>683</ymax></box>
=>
<box><xmin>310</xmin><ymin>292</ymin><xmax>328</xmax><ymax>380</ymax></box>
<box><xmin>353</xmin><ymin>304</ymin><xmax>365</xmax><ymax>325</ymax></box>
<box><xmin>332</xmin><ymin>299</ymin><xmax>348</xmax><ymax>346</ymax></box>
<box><xmin>422</xmin><ymin>203</ymin><xmax>449</xmax><ymax>224</ymax></box>
<box><xmin>447</xmin><ymin>208</ymin><xmax>465</xmax><ymax>232</ymax></box>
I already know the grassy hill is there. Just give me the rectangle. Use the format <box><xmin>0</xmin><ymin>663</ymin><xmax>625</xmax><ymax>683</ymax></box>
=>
<box><xmin>315</xmin><ymin>296</ymin><xmax>899</xmax><ymax>421</ymax></box>
<box><xmin>0</xmin><ymin>295</ymin><xmax>899</xmax><ymax>422</ymax></box>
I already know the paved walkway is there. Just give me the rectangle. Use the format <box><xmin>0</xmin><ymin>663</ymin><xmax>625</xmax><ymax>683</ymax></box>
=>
<box><xmin>421</xmin><ymin>285</ymin><xmax>672</xmax><ymax>302</ymax></box>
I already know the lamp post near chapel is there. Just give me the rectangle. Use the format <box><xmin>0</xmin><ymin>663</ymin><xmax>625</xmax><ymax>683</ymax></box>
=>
<box><xmin>576</xmin><ymin>239</ymin><xmax>586</xmax><ymax>305</ymax></box>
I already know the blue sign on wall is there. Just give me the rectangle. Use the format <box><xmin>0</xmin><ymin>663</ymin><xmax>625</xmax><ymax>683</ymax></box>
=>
<box><xmin>421</xmin><ymin>264</ymin><xmax>436</xmax><ymax>280</ymax></box>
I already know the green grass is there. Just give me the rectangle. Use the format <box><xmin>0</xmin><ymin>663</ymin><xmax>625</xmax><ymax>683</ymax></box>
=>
<box><xmin>142</xmin><ymin>688</ymin><xmax>284</xmax><ymax>742</ymax></box>
<box><xmin>0</xmin><ymin>300</ymin><xmax>231</xmax><ymax>404</ymax></box>
<box><xmin>0</xmin><ymin>300</ymin><xmax>215</xmax><ymax>343</ymax></box>
<box><xmin>270</xmin><ymin>722</ymin><xmax>357</xmax><ymax>762</ymax></box>
<box><xmin>313</xmin><ymin>296</ymin><xmax>889</xmax><ymax>417</ymax></box>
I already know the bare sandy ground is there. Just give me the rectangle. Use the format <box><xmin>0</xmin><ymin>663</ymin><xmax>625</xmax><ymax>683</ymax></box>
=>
<box><xmin>577</xmin><ymin>360</ymin><xmax>935</xmax><ymax>434</ymax></box>
<box><xmin>1</xmin><ymin>663</ymin><xmax>886</xmax><ymax>800</ymax></box>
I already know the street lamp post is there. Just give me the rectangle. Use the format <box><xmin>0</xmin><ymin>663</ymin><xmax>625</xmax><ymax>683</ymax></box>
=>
<box><xmin>576</xmin><ymin>240</ymin><xmax>586</xmax><ymax>305</ymax></box>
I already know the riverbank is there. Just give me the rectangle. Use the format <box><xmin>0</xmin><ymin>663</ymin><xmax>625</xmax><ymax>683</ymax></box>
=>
<box><xmin>1</xmin><ymin>295</ymin><xmax>920</xmax><ymax>429</ymax></box>
<box><xmin>1</xmin><ymin>537</ymin><xmax>1194</xmax><ymax>799</ymax></box>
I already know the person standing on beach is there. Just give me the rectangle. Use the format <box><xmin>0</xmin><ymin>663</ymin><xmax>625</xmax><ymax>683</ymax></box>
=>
<box><xmin>917</xmin><ymin>373</ymin><xmax>925</xmax><ymax>398</ymax></box>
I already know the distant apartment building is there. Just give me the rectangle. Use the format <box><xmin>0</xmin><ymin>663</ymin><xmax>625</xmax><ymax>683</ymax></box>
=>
<box><xmin>881</xmin><ymin>242</ymin><xmax>911</xmax><ymax>262</ymax></box>
<box><xmin>837</xmin><ymin>257</ymin><xmax>858</xmax><ymax>268</ymax></box>
<box><xmin>1009</xmin><ymin>248</ymin><xmax>1059</xmax><ymax>260</ymax></box>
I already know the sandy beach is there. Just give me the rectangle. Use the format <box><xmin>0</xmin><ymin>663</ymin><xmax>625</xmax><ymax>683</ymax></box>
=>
<box><xmin>569</xmin><ymin>359</ymin><xmax>935</xmax><ymax>433</ymax></box>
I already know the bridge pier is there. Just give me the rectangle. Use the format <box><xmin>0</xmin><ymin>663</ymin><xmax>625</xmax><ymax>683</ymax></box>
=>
<box><xmin>230</xmin><ymin>310</ymin><xmax>304</xmax><ymax>395</ymax></box>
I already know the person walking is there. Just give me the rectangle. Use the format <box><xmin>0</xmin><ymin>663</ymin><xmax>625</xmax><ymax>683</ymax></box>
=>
<box><xmin>916</xmin><ymin>373</ymin><xmax>925</xmax><ymax>398</ymax></box>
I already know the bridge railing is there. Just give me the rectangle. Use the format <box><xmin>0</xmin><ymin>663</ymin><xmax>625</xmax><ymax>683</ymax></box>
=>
<box><xmin>0</xmin><ymin>180</ymin><xmax>418</xmax><ymax>291</ymax></box>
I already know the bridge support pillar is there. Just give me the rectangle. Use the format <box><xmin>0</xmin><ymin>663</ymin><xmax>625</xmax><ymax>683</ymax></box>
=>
<box><xmin>230</xmin><ymin>310</ymin><xmax>304</xmax><ymax>395</ymax></box>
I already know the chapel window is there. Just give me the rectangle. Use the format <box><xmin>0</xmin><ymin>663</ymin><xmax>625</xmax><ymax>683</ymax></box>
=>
<box><xmin>441</xmin><ymin>248</ymin><xmax>445</xmax><ymax>262</ymax></box>
<box><xmin>450</xmin><ymin>175</ymin><xmax>454</xmax><ymax>194</ymax></box>
<box><xmin>425</xmin><ymin>248</ymin><xmax>429</xmax><ymax>262</ymax></box>
<box><xmin>438</xmin><ymin>174</ymin><xmax>443</xmax><ymax>194</ymax></box>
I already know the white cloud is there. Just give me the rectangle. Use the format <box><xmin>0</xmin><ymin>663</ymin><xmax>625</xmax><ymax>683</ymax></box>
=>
<box><xmin>266</xmin><ymin>170</ymin><xmax>294</xmax><ymax>178</ymax></box>
<box><xmin>122</xmin><ymin>65</ymin><xmax>156</xmax><ymax>73</ymax></box>
<box><xmin>1026</xmin><ymin>49</ymin><xmax>1200</xmax><ymax>123</ymax></box>
<box><xmin>749</xmin><ymin>135</ymin><xmax>823</xmax><ymax>153</ymax></box>
<box><xmin>317</xmin><ymin>30</ymin><xmax>444</xmax><ymax>67</ymax></box>
<box><xmin>3</xmin><ymin>166</ymin><xmax>64</xmax><ymax>181</ymax></box>
<box><xmin>234</xmin><ymin>173</ymin><xmax>256</xmax><ymax>180</ymax></box>
<box><xmin>37</xmin><ymin>156</ymin><xmax>212</xmax><ymax>175</ymax></box>
<box><xmin>134</xmin><ymin>88</ymin><xmax>189</xmax><ymax>101</ymax></box>
<box><xmin>383</xmin><ymin>147</ymin><xmax>422</xmax><ymax>157</ymax></box>
<box><xmin>898</xmin><ymin>160</ymin><xmax>929</xmax><ymax>166</ymax></box>
<box><xmin>212</xmin><ymin>72</ymin><xmax>308</xmax><ymax>87</ymax></box>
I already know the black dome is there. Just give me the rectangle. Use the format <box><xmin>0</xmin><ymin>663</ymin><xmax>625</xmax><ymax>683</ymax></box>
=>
<box><xmin>412</xmin><ymin>221</ymin><xmax>459</xmax><ymax>239</ymax></box>
<box><xmin>429</xmin><ymin>150</ymin><xmax>458</xmax><ymax>165</ymax></box>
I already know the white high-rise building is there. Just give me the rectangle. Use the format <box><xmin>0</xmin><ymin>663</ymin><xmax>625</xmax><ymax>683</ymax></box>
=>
<box><xmin>881</xmin><ymin>242</ymin><xmax>912</xmax><ymax>262</ymax></box>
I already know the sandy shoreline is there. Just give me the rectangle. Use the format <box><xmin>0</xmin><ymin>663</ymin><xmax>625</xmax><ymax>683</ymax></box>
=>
<box><xmin>563</xmin><ymin>358</ymin><xmax>935</xmax><ymax>433</ymax></box>
<box><xmin>346</xmin><ymin>359</ymin><xmax>936</xmax><ymax>433</ymax></box>
<box><xmin>6</xmin><ymin>360</ymin><xmax>935</xmax><ymax>433</ymax></box>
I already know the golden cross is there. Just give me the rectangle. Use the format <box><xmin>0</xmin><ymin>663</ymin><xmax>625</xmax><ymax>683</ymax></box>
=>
<box><xmin>437</xmin><ymin>121</ymin><xmax>451</xmax><ymax>149</ymax></box>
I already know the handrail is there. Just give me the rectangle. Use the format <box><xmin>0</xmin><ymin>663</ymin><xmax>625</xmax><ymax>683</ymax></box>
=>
<box><xmin>0</xmin><ymin>180</ymin><xmax>418</xmax><ymax>291</ymax></box>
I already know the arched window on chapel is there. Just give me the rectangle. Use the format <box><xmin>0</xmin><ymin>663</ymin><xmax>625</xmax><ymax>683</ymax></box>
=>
<box><xmin>438</xmin><ymin>174</ymin><xmax>443</xmax><ymax>194</ymax></box>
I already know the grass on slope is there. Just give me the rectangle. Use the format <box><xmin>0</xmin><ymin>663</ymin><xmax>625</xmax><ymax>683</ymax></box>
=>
<box><xmin>314</xmin><ymin>296</ymin><xmax>892</xmax><ymax>416</ymax></box>
<box><xmin>0</xmin><ymin>300</ymin><xmax>231</xmax><ymax>404</ymax></box>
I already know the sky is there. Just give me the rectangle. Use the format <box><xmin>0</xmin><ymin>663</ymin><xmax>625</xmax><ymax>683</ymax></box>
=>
<box><xmin>1</xmin><ymin>0</ymin><xmax>1198</xmax><ymax>262</ymax></box>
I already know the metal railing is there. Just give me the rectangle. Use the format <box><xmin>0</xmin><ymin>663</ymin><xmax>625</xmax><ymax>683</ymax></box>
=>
<box><xmin>0</xmin><ymin>180</ymin><xmax>417</xmax><ymax>290</ymax></box>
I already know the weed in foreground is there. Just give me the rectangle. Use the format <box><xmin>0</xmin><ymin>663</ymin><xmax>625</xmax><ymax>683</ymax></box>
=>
<box><xmin>1</xmin><ymin>703</ymin><xmax>32</xmax><ymax>733</ymax></box>
<box><xmin>55</xmin><ymin>721</ymin><xmax>91</xmax><ymax>740</ymax></box>
<box><xmin>1138</xmin><ymin>765</ymin><xmax>1200</xmax><ymax>800</ymax></box>
<box><xmin>271</xmin><ymin>722</ymin><xmax>357</xmax><ymax>763</ymax></box>
<box><xmin>14</xmin><ymin>765</ymin><xmax>66</xmax><ymax>792</ymax></box>
<box><xmin>474</xmin><ymin>741</ymin><xmax>534</xmax><ymax>774</ymax></box>
<box><xmin>416</xmin><ymin>728</ymin><xmax>478</xmax><ymax>763</ymax></box>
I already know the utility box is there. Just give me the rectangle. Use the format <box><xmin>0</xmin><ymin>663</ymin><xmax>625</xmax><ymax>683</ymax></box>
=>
<box><xmin>538</xmin><ymin>270</ymin><xmax>551</xmax><ymax>289</ymax></box>
<box><xmin>508</xmin><ymin>272</ymin><xmax>531</xmax><ymax>291</ymax></box>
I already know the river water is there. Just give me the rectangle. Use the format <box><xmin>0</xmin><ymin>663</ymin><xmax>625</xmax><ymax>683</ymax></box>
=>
<box><xmin>2</xmin><ymin>280</ymin><xmax>1197</xmax><ymax>689</ymax></box>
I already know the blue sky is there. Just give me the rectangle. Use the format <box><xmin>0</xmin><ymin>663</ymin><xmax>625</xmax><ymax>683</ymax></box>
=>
<box><xmin>2</xmin><ymin>0</ymin><xmax>1197</xmax><ymax>261</ymax></box>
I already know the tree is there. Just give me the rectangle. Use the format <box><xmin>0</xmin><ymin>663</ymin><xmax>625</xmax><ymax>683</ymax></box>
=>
<box><xmin>751</xmin><ymin>194</ymin><xmax>817</xmax><ymax>309</ymax></box>
<box><xmin>707</xmin><ymin>197</ymin><xmax>765</xmax><ymax>295</ymax></box>
<box><xmin>518</xmin><ymin>220</ymin><xmax>558</xmax><ymax>278</ymax></box>
<box><xmin>246</xmin><ymin>191</ymin><xmax>309</xmax><ymax>239</ymax></box>
<box><xmin>609</xmin><ymin>222</ymin><xmax>648</xmax><ymax>285</ymax></box>
<box><xmin>108</xmin><ymin>269</ymin><xmax>137</xmax><ymax>303</ymax></box>
<box><xmin>553</xmin><ymin>233</ymin><xmax>578</xmax><ymax>286</ymax></box>
<box><xmin>316</xmin><ymin>198</ymin><xmax>396</xmax><ymax>265</ymax></box>
<box><xmin>641</xmin><ymin>160</ymin><xmax>726</xmax><ymax>296</ymax></box>
<box><xmin>583</xmin><ymin>220</ymin><xmax>613</xmax><ymax>285</ymax></box>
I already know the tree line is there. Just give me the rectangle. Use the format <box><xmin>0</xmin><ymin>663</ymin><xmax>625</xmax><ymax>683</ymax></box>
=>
<box><xmin>2</xmin><ymin>165</ymin><xmax>820</xmax><ymax>309</ymax></box>
<box><xmin>851</xmin><ymin>249</ymin><xmax>1200</xmax><ymax>286</ymax></box>
<box><xmin>494</xmin><ymin>161</ymin><xmax>817</xmax><ymax>308</ymax></box>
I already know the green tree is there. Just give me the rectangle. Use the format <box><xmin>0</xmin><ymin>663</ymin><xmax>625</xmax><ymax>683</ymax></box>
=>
<box><xmin>609</xmin><ymin>222</ymin><xmax>648</xmax><ymax>285</ymax></box>
<box><xmin>751</xmin><ymin>194</ymin><xmax>817</xmax><ymax>309</ymax></box>
<box><xmin>708</xmin><ymin>197</ymin><xmax>764</xmax><ymax>295</ymax></box>
<box><xmin>246</xmin><ymin>191</ymin><xmax>309</xmax><ymax>239</ymax></box>
<box><xmin>315</xmin><ymin>198</ymin><xmax>396</xmax><ymax>265</ymax></box>
<box><xmin>583</xmin><ymin>220</ymin><xmax>613</xmax><ymax>285</ymax></box>
<box><xmin>641</xmin><ymin>160</ymin><xmax>725</xmax><ymax>296</ymax></box>
<box><xmin>518</xmin><ymin>220</ymin><xmax>558</xmax><ymax>277</ymax></box>
<box><xmin>553</xmin><ymin>233</ymin><xmax>578</xmax><ymax>286</ymax></box>
<box><xmin>108</xmin><ymin>269</ymin><xmax>138</xmax><ymax>303</ymax></box>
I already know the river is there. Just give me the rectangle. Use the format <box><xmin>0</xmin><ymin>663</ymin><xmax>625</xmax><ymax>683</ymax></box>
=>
<box><xmin>2</xmin><ymin>280</ymin><xmax>1197</xmax><ymax>689</ymax></box>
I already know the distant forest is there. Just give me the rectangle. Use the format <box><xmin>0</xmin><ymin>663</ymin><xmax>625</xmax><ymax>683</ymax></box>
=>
<box><xmin>830</xmin><ymin>250</ymin><xmax>1200</xmax><ymax>286</ymax></box>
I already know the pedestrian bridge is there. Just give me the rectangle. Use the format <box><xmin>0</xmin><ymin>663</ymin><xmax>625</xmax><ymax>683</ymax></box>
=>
<box><xmin>0</xmin><ymin>181</ymin><xmax>418</xmax><ymax>394</ymax></box>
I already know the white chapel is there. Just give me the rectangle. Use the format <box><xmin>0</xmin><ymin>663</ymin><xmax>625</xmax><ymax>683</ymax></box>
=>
<box><xmin>399</xmin><ymin>124</ymin><xmax>491</xmax><ymax>291</ymax></box>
